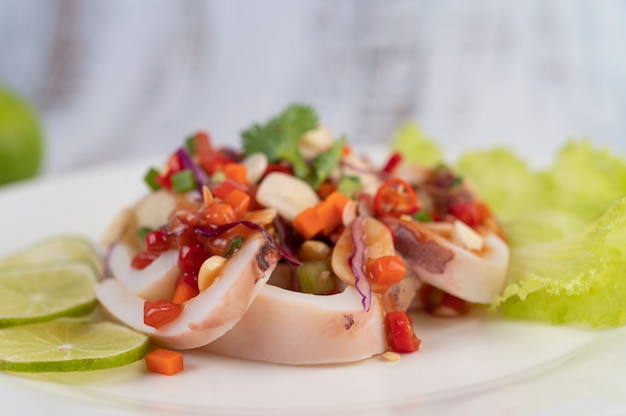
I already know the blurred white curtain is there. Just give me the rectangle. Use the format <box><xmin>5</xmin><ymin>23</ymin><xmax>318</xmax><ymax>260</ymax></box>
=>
<box><xmin>1</xmin><ymin>0</ymin><xmax>625</xmax><ymax>173</ymax></box>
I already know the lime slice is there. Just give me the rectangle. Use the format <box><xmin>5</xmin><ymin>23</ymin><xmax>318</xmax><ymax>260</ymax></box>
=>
<box><xmin>0</xmin><ymin>321</ymin><xmax>149</xmax><ymax>372</ymax></box>
<box><xmin>0</xmin><ymin>235</ymin><xmax>103</xmax><ymax>276</ymax></box>
<box><xmin>0</xmin><ymin>262</ymin><xmax>98</xmax><ymax>327</ymax></box>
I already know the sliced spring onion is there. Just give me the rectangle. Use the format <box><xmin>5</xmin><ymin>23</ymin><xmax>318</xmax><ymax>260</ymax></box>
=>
<box><xmin>413</xmin><ymin>209</ymin><xmax>433</xmax><ymax>223</ymax></box>
<box><xmin>171</xmin><ymin>169</ymin><xmax>197</xmax><ymax>193</ymax></box>
<box><xmin>144</xmin><ymin>167</ymin><xmax>161</xmax><ymax>191</ymax></box>
<box><xmin>337</xmin><ymin>175</ymin><xmax>362</xmax><ymax>199</ymax></box>
<box><xmin>224</xmin><ymin>235</ymin><xmax>243</xmax><ymax>258</ymax></box>
<box><xmin>175</xmin><ymin>147</ymin><xmax>209</xmax><ymax>195</ymax></box>
<box><xmin>185</xmin><ymin>135</ymin><xmax>196</xmax><ymax>155</ymax></box>
<box><xmin>297</xmin><ymin>261</ymin><xmax>335</xmax><ymax>295</ymax></box>
<box><xmin>136</xmin><ymin>226</ymin><xmax>153</xmax><ymax>243</ymax></box>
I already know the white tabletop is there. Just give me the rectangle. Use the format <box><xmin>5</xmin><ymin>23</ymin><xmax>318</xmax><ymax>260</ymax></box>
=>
<box><xmin>1</xmin><ymin>0</ymin><xmax>625</xmax><ymax>176</ymax></box>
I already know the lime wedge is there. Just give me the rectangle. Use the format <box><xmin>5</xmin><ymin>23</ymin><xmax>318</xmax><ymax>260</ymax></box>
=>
<box><xmin>0</xmin><ymin>262</ymin><xmax>98</xmax><ymax>327</ymax></box>
<box><xmin>0</xmin><ymin>321</ymin><xmax>149</xmax><ymax>372</ymax></box>
<box><xmin>0</xmin><ymin>235</ymin><xmax>103</xmax><ymax>276</ymax></box>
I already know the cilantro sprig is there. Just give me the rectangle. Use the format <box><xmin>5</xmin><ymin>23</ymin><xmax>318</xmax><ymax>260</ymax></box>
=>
<box><xmin>241</xmin><ymin>104</ymin><xmax>344</xmax><ymax>189</ymax></box>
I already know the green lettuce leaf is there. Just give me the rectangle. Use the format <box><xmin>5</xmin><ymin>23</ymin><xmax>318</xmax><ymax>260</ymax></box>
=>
<box><xmin>493</xmin><ymin>197</ymin><xmax>626</xmax><ymax>328</ymax></box>
<box><xmin>391</xmin><ymin>123</ymin><xmax>626</xmax><ymax>327</ymax></box>
<box><xmin>390</xmin><ymin>122</ymin><xmax>442</xmax><ymax>166</ymax></box>
<box><xmin>456</xmin><ymin>139</ymin><xmax>626</xmax><ymax>327</ymax></box>
<box><xmin>456</xmin><ymin>140</ymin><xmax>626</xmax><ymax>223</ymax></box>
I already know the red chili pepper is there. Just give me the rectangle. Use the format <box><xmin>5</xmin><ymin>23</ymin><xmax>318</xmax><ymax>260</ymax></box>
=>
<box><xmin>144</xmin><ymin>299</ymin><xmax>183</xmax><ymax>329</ymax></box>
<box><xmin>449</xmin><ymin>200</ymin><xmax>490</xmax><ymax>227</ymax></box>
<box><xmin>382</xmin><ymin>151</ymin><xmax>403</xmax><ymax>174</ymax></box>
<box><xmin>131</xmin><ymin>251</ymin><xmax>160</xmax><ymax>270</ymax></box>
<box><xmin>178</xmin><ymin>239</ymin><xmax>208</xmax><ymax>274</ymax></box>
<box><xmin>156</xmin><ymin>153</ymin><xmax>184</xmax><ymax>190</ymax></box>
<box><xmin>373</xmin><ymin>178</ymin><xmax>420</xmax><ymax>218</ymax></box>
<box><xmin>263</xmin><ymin>162</ymin><xmax>293</xmax><ymax>176</ymax></box>
<box><xmin>193</xmin><ymin>131</ymin><xmax>212</xmax><ymax>156</ymax></box>
<box><xmin>199</xmin><ymin>152</ymin><xmax>235</xmax><ymax>175</ymax></box>
<box><xmin>145</xmin><ymin>229</ymin><xmax>172</xmax><ymax>253</ymax></box>
<box><xmin>385</xmin><ymin>311</ymin><xmax>421</xmax><ymax>353</ymax></box>
<box><xmin>212</xmin><ymin>178</ymin><xmax>248</xmax><ymax>200</ymax></box>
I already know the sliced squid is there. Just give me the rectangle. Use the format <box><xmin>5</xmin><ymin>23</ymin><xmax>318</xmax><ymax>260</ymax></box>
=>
<box><xmin>203</xmin><ymin>284</ymin><xmax>387</xmax><ymax>365</ymax></box>
<box><xmin>106</xmin><ymin>244</ymin><xmax>180</xmax><ymax>300</ymax></box>
<box><xmin>95</xmin><ymin>232</ymin><xmax>280</xmax><ymax>349</ymax></box>
<box><xmin>383</xmin><ymin>217</ymin><xmax>509</xmax><ymax>304</ymax></box>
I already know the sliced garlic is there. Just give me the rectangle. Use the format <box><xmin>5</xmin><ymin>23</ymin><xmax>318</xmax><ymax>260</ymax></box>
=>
<box><xmin>452</xmin><ymin>220</ymin><xmax>484</xmax><ymax>251</ymax></box>
<box><xmin>299</xmin><ymin>126</ymin><xmax>333</xmax><ymax>159</ymax></box>
<box><xmin>242</xmin><ymin>152</ymin><xmax>268</xmax><ymax>184</ymax></box>
<box><xmin>255</xmin><ymin>172</ymin><xmax>319</xmax><ymax>223</ymax></box>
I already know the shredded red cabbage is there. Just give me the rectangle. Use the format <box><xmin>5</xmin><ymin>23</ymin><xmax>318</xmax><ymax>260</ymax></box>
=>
<box><xmin>348</xmin><ymin>216</ymin><xmax>372</xmax><ymax>311</ymax></box>
<box><xmin>195</xmin><ymin>220</ymin><xmax>301</xmax><ymax>266</ymax></box>
<box><xmin>175</xmin><ymin>147</ymin><xmax>210</xmax><ymax>195</ymax></box>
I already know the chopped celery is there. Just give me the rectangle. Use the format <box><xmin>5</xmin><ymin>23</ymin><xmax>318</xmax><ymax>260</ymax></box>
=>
<box><xmin>297</xmin><ymin>261</ymin><xmax>335</xmax><ymax>295</ymax></box>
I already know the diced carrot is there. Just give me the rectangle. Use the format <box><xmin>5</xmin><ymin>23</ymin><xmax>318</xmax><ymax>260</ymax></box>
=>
<box><xmin>145</xmin><ymin>349</ymin><xmax>184</xmax><ymax>376</ymax></box>
<box><xmin>325</xmin><ymin>191</ymin><xmax>350</xmax><ymax>214</ymax></box>
<box><xmin>224</xmin><ymin>163</ymin><xmax>247</xmax><ymax>185</ymax></box>
<box><xmin>366</xmin><ymin>255</ymin><xmax>406</xmax><ymax>287</ymax></box>
<box><xmin>342</xmin><ymin>144</ymin><xmax>352</xmax><ymax>156</ymax></box>
<box><xmin>317</xmin><ymin>181</ymin><xmax>337</xmax><ymax>199</ymax></box>
<box><xmin>293</xmin><ymin>207</ymin><xmax>324</xmax><ymax>240</ymax></box>
<box><xmin>224</xmin><ymin>188</ymin><xmax>251</xmax><ymax>219</ymax></box>
<box><xmin>171</xmin><ymin>282</ymin><xmax>199</xmax><ymax>304</ymax></box>
<box><xmin>313</xmin><ymin>200</ymin><xmax>342</xmax><ymax>235</ymax></box>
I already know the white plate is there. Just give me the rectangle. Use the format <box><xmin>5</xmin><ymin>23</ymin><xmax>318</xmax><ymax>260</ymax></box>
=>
<box><xmin>0</xmin><ymin>161</ymin><xmax>625</xmax><ymax>416</ymax></box>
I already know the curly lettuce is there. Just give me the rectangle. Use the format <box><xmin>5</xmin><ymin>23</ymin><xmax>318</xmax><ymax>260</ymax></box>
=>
<box><xmin>393</xmin><ymin>123</ymin><xmax>626</xmax><ymax>328</ymax></box>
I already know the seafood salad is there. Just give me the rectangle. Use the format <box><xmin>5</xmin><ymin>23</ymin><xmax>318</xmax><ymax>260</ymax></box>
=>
<box><xmin>96</xmin><ymin>104</ymin><xmax>509</xmax><ymax>365</ymax></box>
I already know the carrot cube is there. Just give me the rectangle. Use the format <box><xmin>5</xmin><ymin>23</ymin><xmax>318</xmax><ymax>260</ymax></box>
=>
<box><xmin>145</xmin><ymin>349</ymin><xmax>184</xmax><ymax>376</ymax></box>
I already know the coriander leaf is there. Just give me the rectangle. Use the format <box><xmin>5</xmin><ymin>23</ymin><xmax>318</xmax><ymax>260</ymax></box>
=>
<box><xmin>241</xmin><ymin>104</ymin><xmax>318</xmax><ymax>179</ymax></box>
<box><xmin>307</xmin><ymin>135</ymin><xmax>345</xmax><ymax>189</ymax></box>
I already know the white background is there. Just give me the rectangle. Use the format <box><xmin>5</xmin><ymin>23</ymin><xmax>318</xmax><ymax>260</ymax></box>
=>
<box><xmin>1</xmin><ymin>0</ymin><xmax>626</xmax><ymax>174</ymax></box>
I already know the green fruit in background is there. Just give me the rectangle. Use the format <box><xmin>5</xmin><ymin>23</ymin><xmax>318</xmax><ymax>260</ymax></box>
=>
<box><xmin>0</xmin><ymin>86</ymin><xmax>44</xmax><ymax>185</ymax></box>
